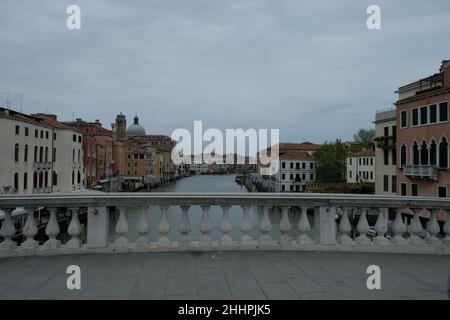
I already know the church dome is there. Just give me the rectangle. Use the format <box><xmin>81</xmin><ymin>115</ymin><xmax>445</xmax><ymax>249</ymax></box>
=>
<box><xmin>127</xmin><ymin>115</ymin><xmax>146</xmax><ymax>137</ymax></box>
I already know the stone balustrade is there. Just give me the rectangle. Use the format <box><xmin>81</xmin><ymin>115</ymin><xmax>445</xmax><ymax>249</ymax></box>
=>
<box><xmin>0</xmin><ymin>193</ymin><xmax>450</xmax><ymax>257</ymax></box>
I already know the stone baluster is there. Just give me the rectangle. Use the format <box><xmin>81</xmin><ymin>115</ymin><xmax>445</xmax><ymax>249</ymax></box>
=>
<box><xmin>67</xmin><ymin>208</ymin><xmax>82</xmax><ymax>248</ymax></box>
<box><xmin>240</xmin><ymin>205</ymin><xmax>252</xmax><ymax>244</ymax></box>
<box><xmin>44</xmin><ymin>208</ymin><xmax>61</xmax><ymax>249</ymax></box>
<box><xmin>298</xmin><ymin>206</ymin><xmax>313</xmax><ymax>245</ymax></box>
<box><xmin>279</xmin><ymin>207</ymin><xmax>291</xmax><ymax>246</ymax></box>
<box><xmin>374</xmin><ymin>207</ymin><xmax>390</xmax><ymax>246</ymax></box>
<box><xmin>409</xmin><ymin>208</ymin><xmax>425</xmax><ymax>245</ymax></box>
<box><xmin>158</xmin><ymin>205</ymin><xmax>170</xmax><ymax>247</ymax></box>
<box><xmin>200</xmin><ymin>205</ymin><xmax>212</xmax><ymax>247</ymax></box>
<box><xmin>355</xmin><ymin>208</ymin><xmax>371</xmax><ymax>246</ymax></box>
<box><xmin>443</xmin><ymin>211</ymin><xmax>450</xmax><ymax>246</ymax></box>
<box><xmin>21</xmin><ymin>207</ymin><xmax>38</xmax><ymax>249</ymax></box>
<box><xmin>337</xmin><ymin>207</ymin><xmax>354</xmax><ymax>245</ymax></box>
<box><xmin>426</xmin><ymin>209</ymin><xmax>441</xmax><ymax>246</ymax></box>
<box><xmin>179</xmin><ymin>205</ymin><xmax>191</xmax><ymax>248</ymax></box>
<box><xmin>136</xmin><ymin>207</ymin><xmax>149</xmax><ymax>247</ymax></box>
<box><xmin>114</xmin><ymin>207</ymin><xmax>129</xmax><ymax>248</ymax></box>
<box><xmin>259</xmin><ymin>206</ymin><xmax>272</xmax><ymax>245</ymax></box>
<box><xmin>0</xmin><ymin>209</ymin><xmax>17</xmax><ymax>250</ymax></box>
<box><xmin>220</xmin><ymin>205</ymin><xmax>232</xmax><ymax>246</ymax></box>
<box><xmin>391</xmin><ymin>208</ymin><xmax>408</xmax><ymax>245</ymax></box>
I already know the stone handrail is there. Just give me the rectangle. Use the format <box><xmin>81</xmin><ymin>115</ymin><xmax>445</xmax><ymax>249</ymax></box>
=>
<box><xmin>0</xmin><ymin>193</ymin><xmax>449</xmax><ymax>257</ymax></box>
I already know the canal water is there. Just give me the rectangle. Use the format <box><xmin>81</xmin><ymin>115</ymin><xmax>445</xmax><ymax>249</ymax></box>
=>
<box><xmin>110</xmin><ymin>174</ymin><xmax>307</xmax><ymax>242</ymax></box>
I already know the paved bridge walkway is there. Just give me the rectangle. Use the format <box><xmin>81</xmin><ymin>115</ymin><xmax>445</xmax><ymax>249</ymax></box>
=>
<box><xmin>0</xmin><ymin>251</ymin><xmax>449</xmax><ymax>300</ymax></box>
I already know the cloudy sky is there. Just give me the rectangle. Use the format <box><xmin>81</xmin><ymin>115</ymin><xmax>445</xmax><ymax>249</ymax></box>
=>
<box><xmin>1</xmin><ymin>0</ymin><xmax>449</xmax><ymax>144</ymax></box>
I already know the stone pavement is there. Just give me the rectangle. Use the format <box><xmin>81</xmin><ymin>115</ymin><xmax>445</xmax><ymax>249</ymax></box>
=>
<box><xmin>0</xmin><ymin>251</ymin><xmax>448</xmax><ymax>300</ymax></box>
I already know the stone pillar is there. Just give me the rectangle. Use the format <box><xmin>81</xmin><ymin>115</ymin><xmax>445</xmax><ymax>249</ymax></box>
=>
<box><xmin>86</xmin><ymin>207</ymin><xmax>109</xmax><ymax>248</ymax></box>
<box><xmin>314</xmin><ymin>206</ymin><xmax>336</xmax><ymax>245</ymax></box>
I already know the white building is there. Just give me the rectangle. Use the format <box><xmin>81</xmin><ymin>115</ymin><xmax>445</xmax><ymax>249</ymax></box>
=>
<box><xmin>278</xmin><ymin>151</ymin><xmax>316</xmax><ymax>192</ymax></box>
<box><xmin>0</xmin><ymin>107</ymin><xmax>85</xmax><ymax>194</ymax></box>
<box><xmin>346</xmin><ymin>149</ymin><xmax>375</xmax><ymax>183</ymax></box>
<box><xmin>374</xmin><ymin>109</ymin><xmax>397</xmax><ymax>195</ymax></box>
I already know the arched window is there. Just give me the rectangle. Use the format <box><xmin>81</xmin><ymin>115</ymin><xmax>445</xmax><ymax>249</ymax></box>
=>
<box><xmin>24</xmin><ymin>145</ymin><xmax>28</xmax><ymax>162</ymax></box>
<box><xmin>400</xmin><ymin>144</ymin><xmax>407</xmax><ymax>167</ymax></box>
<box><xmin>72</xmin><ymin>171</ymin><xmax>75</xmax><ymax>185</ymax></box>
<box><xmin>412</xmin><ymin>141</ymin><xmax>419</xmax><ymax>165</ymax></box>
<box><xmin>77</xmin><ymin>170</ymin><xmax>81</xmax><ymax>184</ymax></box>
<box><xmin>44</xmin><ymin>171</ymin><xmax>48</xmax><ymax>187</ymax></box>
<box><xmin>14</xmin><ymin>173</ymin><xmax>18</xmax><ymax>191</ymax></box>
<box><xmin>420</xmin><ymin>141</ymin><xmax>428</xmax><ymax>165</ymax></box>
<box><xmin>53</xmin><ymin>172</ymin><xmax>58</xmax><ymax>186</ymax></box>
<box><xmin>39</xmin><ymin>146</ymin><xmax>43</xmax><ymax>162</ymax></box>
<box><xmin>45</xmin><ymin>147</ymin><xmax>48</xmax><ymax>162</ymax></box>
<box><xmin>34</xmin><ymin>146</ymin><xmax>38</xmax><ymax>162</ymax></box>
<box><xmin>430</xmin><ymin>140</ymin><xmax>437</xmax><ymax>165</ymax></box>
<box><xmin>439</xmin><ymin>137</ymin><xmax>448</xmax><ymax>168</ymax></box>
<box><xmin>14</xmin><ymin>144</ymin><xmax>19</xmax><ymax>162</ymax></box>
<box><xmin>38</xmin><ymin>171</ymin><xmax>43</xmax><ymax>188</ymax></box>
<box><xmin>33</xmin><ymin>172</ymin><xmax>37</xmax><ymax>189</ymax></box>
<box><xmin>23</xmin><ymin>172</ymin><xmax>28</xmax><ymax>190</ymax></box>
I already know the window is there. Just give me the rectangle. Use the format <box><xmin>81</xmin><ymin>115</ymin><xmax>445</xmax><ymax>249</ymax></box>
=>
<box><xmin>430</xmin><ymin>104</ymin><xmax>437</xmax><ymax>123</ymax></box>
<box><xmin>44</xmin><ymin>171</ymin><xmax>48</xmax><ymax>187</ymax></box>
<box><xmin>40</xmin><ymin>130</ymin><xmax>43</xmax><ymax>138</ymax></box>
<box><xmin>310</xmin><ymin>173</ymin><xmax>314</xmax><ymax>180</ymax></box>
<box><xmin>412</xmin><ymin>108</ymin><xmax>419</xmax><ymax>126</ymax></box>
<box><xmin>14</xmin><ymin>173</ymin><xmax>19</xmax><ymax>191</ymax></box>
<box><xmin>45</xmin><ymin>147</ymin><xmax>48</xmax><ymax>162</ymax></box>
<box><xmin>24</xmin><ymin>145</ymin><xmax>28</xmax><ymax>162</ymax></box>
<box><xmin>439</xmin><ymin>137</ymin><xmax>448</xmax><ymax>168</ymax></box>
<box><xmin>15</xmin><ymin>125</ymin><xmax>20</xmax><ymax>135</ymax></box>
<box><xmin>370</xmin><ymin>172</ymin><xmax>373</xmax><ymax>180</ymax></box>
<box><xmin>73</xmin><ymin>134</ymin><xmax>76</xmax><ymax>142</ymax></box>
<box><xmin>290</xmin><ymin>174</ymin><xmax>293</xmax><ymax>180</ymax></box>
<box><xmin>349</xmin><ymin>158</ymin><xmax>352</xmax><ymax>165</ymax></box>
<box><xmin>23</xmin><ymin>172</ymin><xmax>27</xmax><ymax>190</ymax></box>
<box><xmin>14</xmin><ymin>144</ymin><xmax>19</xmax><ymax>162</ymax></box>
<box><xmin>370</xmin><ymin>158</ymin><xmax>373</xmax><ymax>166</ymax></box>
<box><xmin>39</xmin><ymin>146</ymin><xmax>43</xmax><ymax>162</ymax></box>
<box><xmin>302</xmin><ymin>162</ymin><xmax>306</xmax><ymax>169</ymax></box>
<box><xmin>349</xmin><ymin>171</ymin><xmax>352</xmax><ymax>178</ymax></box>
<box><xmin>430</xmin><ymin>140</ymin><xmax>437</xmax><ymax>165</ymax></box>
<box><xmin>78</xmin><ymin>136</ymin><xmax>81</xmax><ymax>143</ymax></box>
<box><xmin>392</xmin><ymin>126</ymin><xmax>397</xmax><ymax>139</ymax></box>
<box><xmin>53</xmin><ymin>132</ymin><xmax>56</xmax><ymax>140</ymax></box>
<box><xmin>420</xmin><ymin>106</ymin><xmax>428</xmax><ymax>125</ymax></box>
<box><xmin>25</xmin><ymin>127</ymin><xmax>29</xmax><ymax>136</ymax></box>
<box><xmin>33</xmin><ymin>172</ymin><xmax>37</xmax><ymax>189</ymax></box>
<box><xmin>290</xmin><ymin>185</ymin><xmax>293</xmax><ymax>191</ymax></box>
<box><xmin>53</xmin><ymin>148</ymin><xmax>56</xmax><ymax>162</ymax></box>
<box><xmin>439</xmin><ymin>102</ymin><xmax>448</xmax><ymax>122</ymax></box>
<box><xmin>400</xmin><ymin>183</ymin><xmax>407</xmax><ymax>196</ymax></box>
<box><xmin>384</xmin><ymin>149</ymin><xmax>389</xmax><ymax>165</ymax></box>
<box><xmin>412</xmin><ymin>141</ymin><xmax>419</xmax><ymax>165</ymax></box>
<box><xmin>34</xmin><ymin>146</ymin><xmax>38</xmax><ymax>162</ymax></box>
<box><xmin>35</xmin><ymin>129</ymin><xmax>38</xmax><ymax>137</ymax></box>
<box><xmin>400</xmin><ymin>111</ymin><xmax>407</xmax><ymax>128</ymax></box>
<box><xmin>282</xmin><ymin>174</ymin><xmax>285</xmax><ymax>180</ymax></box>
<box><xmin>77</xmin><ymin>171</ymin><xmax>81</xmax><ymax>184</ymax></box>
<box><xmin>290</xmin><ymin>162</ymin><xmax>293</xmax><ymax>169</ymax></box>
<box><xmin>392</xmin><ymin>175</ymin><xmax>396</xmax><ymax>193</ymax></box>
<box><xmin>438</xmin><ymin>186</ymin><xmax>447</xmax><ymax>198</ymax></box>
<box><xmin>282</xmin><ymin>185</ymin><xmax>285</xmax><ymax>191</ymax></box>
<box><xmin>392</xmin><ymin>148</ymin><xmax>397</xmax><ymax>165</ymax></box>
<box><xmin>38</xmin><ymin>171</ymin><xmax>43</xmax><ymax>188</ymax></box>
<box><xmin>53</xmin><ymin>172</ymin><xmax>58</xmax><ymax>186</ymax></box>
<box><xmin>411</xmin><ymin>184</ymin><xmax>418</xmax><ymax>197</ymax></box>
<box><xmin>282</xmin><ymin>162</ymin><xmax>285</xmax><ymax>169</ymax></box>
<box><xmin>310</xmin><ymin>162</ymin><xmax>313</xmax><ymax>169</ymax></box>
<box><xmin>383</xmin><ymin>175</ymin><xmax>389</xmax><ymax>192</ymax></box>
<box><xmin>302</xmin><ymin>173</ymin><xmax>306</xmax><ymax>180</ymax></box>
<box><xmin>296</xmin><ymin>163</ymin><xmax>300</xmax><ymax>169</ymax></box>
<box><xmin>72</xmin><ymin>171</ymin><xmax>75</xmax><ymax>185</ymax></box>
<box><xmin>359</xmin><ymin>158</ymin><xmax>362</xmax><ymax>165</ymax></box>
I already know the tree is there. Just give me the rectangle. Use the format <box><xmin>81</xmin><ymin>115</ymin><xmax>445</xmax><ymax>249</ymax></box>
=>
<box><xmin>315</xmin><ymin>140</ymin><xmax>347</xmax><ymax>182</ymax></box>
<box><xmin>353</xmin><ymin>128</ymin><xmax>375</xmax><ymax>148</ymax></box>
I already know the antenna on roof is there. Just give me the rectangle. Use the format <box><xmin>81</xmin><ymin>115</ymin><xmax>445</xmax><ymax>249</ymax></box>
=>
<box><xmin>1</xmin><ymin>92</ymin><xmax>10</xmax><ymax>108</ymax></box>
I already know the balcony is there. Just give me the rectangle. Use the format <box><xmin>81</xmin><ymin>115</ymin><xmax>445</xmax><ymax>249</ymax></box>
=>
<box><xmin>33</xmin><ymin>162</ymin><xmax>52</xmax><ymax>171</ymax></box>
<box><xmin>403</xmin><ymin>165</ymin><xmax>438</xmax><ymax>180</ymax></box>
<box><xmin>0</xmin><ymin>193</ymin><xmax>449</xmax><ymax>258</ymax></box>
<box><xmin>374</xmin><ymin>136</ymin><xmax>396</xmax><ymax>150</ymax></box>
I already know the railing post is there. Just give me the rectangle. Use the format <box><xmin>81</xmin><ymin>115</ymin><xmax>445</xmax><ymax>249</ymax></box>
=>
<box><xmin>0</xmin><ymin>209</ymin><xmax>17</xmax><ymax>250</ymax></box>
<box><xmin>391</xmin><ymin>208</ymin><xmax>407</xmax><ymax>246</ymax></box>
<box><xmin>409</xmin><ymin>208</ymin><xmax>425</xmax><ymax>245</ymax></box>
<box><xmin>299</xmin><ymin>206</ymin><xmax>313</xmax><ymax>245</ymax></box>
<box><xmin>43</xmin><ymin>208</ymin><xmax>60</xmax><ymax>249</ymax></box>
<box><xmin>21</xmin><ymin>207</ymin><xmax>38</xmax><ymax>250</ymax></box>
<box><xmin>86</xmin><ymin>207</ymin><xmax>109</xmax><ymax>248</ymax></box>
<box><xmin>158</xmin><ymin>205</ymin><xmax>170</xmax><ymax>247</ymax></box>
<box><xmin>200</xmin><ymin>205</ymin><xmax>212</xmax><ymax>247</ymax></box>
<box><xmin>314</xmin><ymin>206</ymin><xmax>336</xmax><ymax>245</ymax></box>
<box><xmin>136</xmin><ymin>207</ymin><xmax>149</xmax><ymax>247</ymax></box>
<box><xmin>259</xmin><ymin>206</ymin><xmax>273</xmax><ymax>246</ymax></box>
<box><xmin>67</xmin><ymin>208</ymin><xmax>82</xmax><ymax>248</ymax></box>
<box><xmin>374</xmin><ymin>207</ymin><xmax>390</xmax><ymax>246</ymax></box>
<box><xmin>426</xmin><ymin>209</ymin><xmax>442</xmax><ymax>246</ymax></box>
<box><xmin>240</xmin><ymin>205</ymin><xmax>252</xmax><ymax>244</ymax></box>
<box><xmin>279</xmin><ymin>207</ymin><xmax>291</xmax><ymax>246</ymax></box>
<box><xmin>179</xmin><ymin>205</ymin><xmax>191</xmax><ymax>248</ymax></box>
<box><xmin>220</xmin><ymin>205</ymin><xmax>232</xmax><ymax>246</ymax></box>
<box><xmin>337</xmin><ymin>207</ymin><xmax>354</xmax><ymax>246</ymax></box>
<box><xmin>355</xmin><ymin>208</ymin><xmax>371</xmax><ymax>246</ymax></box>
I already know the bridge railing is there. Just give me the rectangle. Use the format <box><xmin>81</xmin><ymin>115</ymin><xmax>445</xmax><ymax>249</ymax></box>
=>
<box><xmin>0</xmin><ymin>193</ymin><xmax>449</xmax><ymax>257</ymax></box>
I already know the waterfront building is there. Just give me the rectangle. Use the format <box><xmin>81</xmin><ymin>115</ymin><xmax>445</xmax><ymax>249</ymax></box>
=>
<box><xmin>396</xmin><ymin>60</ymin><xmax>450</xmax><ymax>198</ymax></box>
<box><xmin>374</xmin><ymin>109</ymin><xmax>397</xmax><ymax>195</ymax></box>
<box><xmin>346</xmin><ymin>149</ymin><xmax>375</xmax><ymax>183</ymax></box>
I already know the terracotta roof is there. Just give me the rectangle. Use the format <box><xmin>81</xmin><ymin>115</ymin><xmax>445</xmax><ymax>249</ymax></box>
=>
<box><xmin>351</xmin><ymin>149</ymin><xmax>375</xmax><ymax>157</ymax></box>
<box><xmin>33</xmin><ymin>115</ymin><xmax>80</xmax><ymax>131</ymax></box>
<box><xmin>280</xmin><ymin>151</ymin><xmax>313</xmax><ymax>161</ymax></box>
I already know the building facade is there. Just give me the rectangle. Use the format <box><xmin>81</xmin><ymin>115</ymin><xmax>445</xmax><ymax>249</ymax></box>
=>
<box><xmin>396</xmin><ymin>60</ymin><xmax>450</xmax><ymax>198</ymax></box>
<box><xmin>346</xmin><ymin>149</ymin><xmax>375</xmax><ymax>183</ymax></box>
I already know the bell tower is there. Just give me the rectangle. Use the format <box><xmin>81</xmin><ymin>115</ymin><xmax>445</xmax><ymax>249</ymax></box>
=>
<box><xmin>115</xmin><ymin>113</ymin><xmax>127</xmax><ymax>139</ymax></box>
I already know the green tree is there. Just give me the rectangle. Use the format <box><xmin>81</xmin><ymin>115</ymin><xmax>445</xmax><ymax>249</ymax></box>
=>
<box><xmin>353</xmin><ymin>128</ymin><xmax>375</xmax><ymax>148</ymax></box>
<box><xmin>315</xmin><ymin>140</ymin><xmax>347</xmax><ymax>182</ymax></box>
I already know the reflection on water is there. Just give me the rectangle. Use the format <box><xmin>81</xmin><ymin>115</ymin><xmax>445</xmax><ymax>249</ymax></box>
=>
<box><xmin>110</xmin><ymin>174</ymin><xmax>313</xmax><ymax>241</ymax></box>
